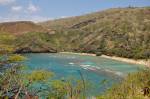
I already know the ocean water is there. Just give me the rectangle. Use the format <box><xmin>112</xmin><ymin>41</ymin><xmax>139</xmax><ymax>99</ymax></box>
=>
<box><xmin>23</xmin><ymin>53</ymin><xmax>143</xmax><ymax>97</ymax></box>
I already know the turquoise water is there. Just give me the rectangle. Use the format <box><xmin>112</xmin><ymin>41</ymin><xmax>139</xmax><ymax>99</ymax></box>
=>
<box><xmin>23</xmin><ymin>53</ymin><xmax>143</xmax><ymax>97</ymax></box>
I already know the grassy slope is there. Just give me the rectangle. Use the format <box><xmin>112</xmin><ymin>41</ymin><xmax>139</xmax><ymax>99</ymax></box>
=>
<box><xmin>14</xmin><ymin>32</ymin><xmax>57</xmax><ymax>53</ymax></box>
<box><xmin>40</xmin><ymin>7</ymin><xmax>150</xmax><ymax>59</ymax></box>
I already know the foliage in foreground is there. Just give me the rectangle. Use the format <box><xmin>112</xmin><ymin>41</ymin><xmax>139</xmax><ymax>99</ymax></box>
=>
<box><xmin>0</xmin><ymin>67</ymin><xmax>88</xmax><ymax>99</ymax></box>
<box><xmin>97</xmin><ymin>69</ymin><xmax>150</xmax><ymax>99</ymax></box>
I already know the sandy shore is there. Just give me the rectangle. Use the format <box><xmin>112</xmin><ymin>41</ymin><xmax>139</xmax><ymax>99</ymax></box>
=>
<box><xmin>101</xmin><ymin>55</ymin><xmax>150</xmax><ymax>67</ymax></box>
<box><xmin>60</xmin><ymin>52</ymin><xmax>150</xmax><ymax>67</ymax></box>
<box><xmin>60</xmin><ymin>52</ymin><xmax>96</xmax><ymax>56</ymax></box>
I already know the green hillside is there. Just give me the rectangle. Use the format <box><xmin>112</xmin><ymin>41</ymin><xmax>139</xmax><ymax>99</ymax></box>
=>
<box><xmin>0</xmin><ymin>7</ymin><xmax>150</xmax><ymax>59</ymax></box>
<box><xmin>40</xmin><ymin>7</ymin><xmax>150</xmax><ymax>59</ymax></box>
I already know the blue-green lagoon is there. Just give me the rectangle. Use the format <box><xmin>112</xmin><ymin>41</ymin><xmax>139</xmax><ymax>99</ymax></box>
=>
<box><xmin>23</xmin><ymin>53</ymin><xmax>143</xmax><ymax>97</ymax></box>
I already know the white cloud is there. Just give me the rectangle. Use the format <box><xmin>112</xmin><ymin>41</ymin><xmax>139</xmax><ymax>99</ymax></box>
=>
<box><xmin>11</xmin><ymin>6</ymin><xmax>22</xmax><ymax>12</ymax></box>
<box><xmin>0</xmin><ymin>2</ymin><xmax>52</xmax><ymax>23</ymax></box>
<box><xmin>0</xmin><ymin>0</ymin><xmax>15</xmax><ymax>5</ymax></box>
<box><xmin>27</xmin><ymin>3</ymin><xmax>39</xmax><ymax>13</ymax></box>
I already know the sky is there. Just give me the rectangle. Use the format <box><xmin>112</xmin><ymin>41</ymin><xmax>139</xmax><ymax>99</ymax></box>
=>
<box><xmin>0</xmin><ymin>0</ymin><xmax>150</xmax><ymax>22</ymax></box>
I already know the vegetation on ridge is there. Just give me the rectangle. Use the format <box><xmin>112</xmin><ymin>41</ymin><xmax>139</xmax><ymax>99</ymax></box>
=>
<box><xmin>0</xmin><ymin>7</ymin><xmax>150</xmax><ymax>59</ymax></box>
<box><xmin>40</xmin><ymin>7</ymin><xmax>150</xmax><ymax>59</ymax></box>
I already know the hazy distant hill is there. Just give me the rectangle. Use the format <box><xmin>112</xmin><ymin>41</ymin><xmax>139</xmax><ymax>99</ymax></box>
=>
<box><xmin>0</xmin><ymin>21</ymin><xmax>48</xmax><ymax>35</ymax></box>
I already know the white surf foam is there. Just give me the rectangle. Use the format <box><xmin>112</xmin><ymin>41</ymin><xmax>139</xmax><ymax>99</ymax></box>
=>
<box><xmin>115</xmin><ymin>71</ymin><xmax>124</xmax><ymax>76</ymax></box>
<box><xmin>69</xmin><ymin>62</ymin><xmax>75</xmax><ymax>65</ymax></box>
<box><xmin>79</xmin><ymin>64</ymin><xmax>124</xmax><ymax>77</ymax></box>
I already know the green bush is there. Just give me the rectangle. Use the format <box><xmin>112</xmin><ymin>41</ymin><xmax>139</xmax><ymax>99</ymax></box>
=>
<box><xmin>97</xmin><ymin>69</ymin><xmax>150</xmax><ymax>99</ymax></box>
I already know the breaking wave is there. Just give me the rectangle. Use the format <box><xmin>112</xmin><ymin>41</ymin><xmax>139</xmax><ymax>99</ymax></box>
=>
<box><xmin>79</xmin><ymin>64</ymin><xmax>124</xmax><ymax>77</ymax></box>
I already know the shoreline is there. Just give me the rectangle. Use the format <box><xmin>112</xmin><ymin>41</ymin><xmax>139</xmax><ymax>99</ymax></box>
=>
<box><xmin>101</xmin><ymin>55</ymin><xmax>150</xmax><ymax>67</ymax></box>
<box><xmin>60</xmin><ymin>52</ymin><xmax>96</xmax><ymax>56</ymax></box>
<box><xmin>60</xmin><ymin>52</ymin><xmax>150</xmax><ymax>67</ymax></box>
